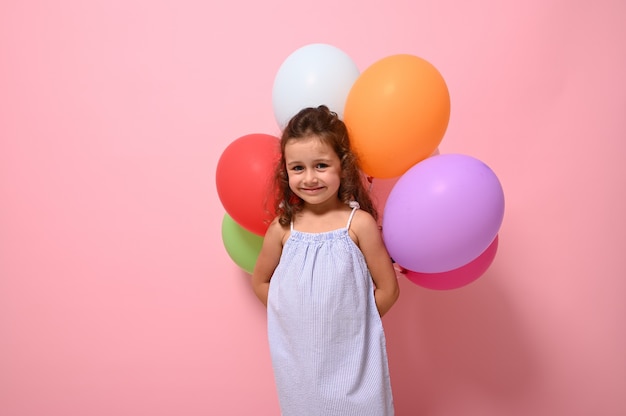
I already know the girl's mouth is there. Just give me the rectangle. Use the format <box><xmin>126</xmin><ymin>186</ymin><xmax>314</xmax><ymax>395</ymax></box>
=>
<box><xmin>301</xmin><ymin>187</ymin><xmax>324</xmax><ymax>193</ymax></box>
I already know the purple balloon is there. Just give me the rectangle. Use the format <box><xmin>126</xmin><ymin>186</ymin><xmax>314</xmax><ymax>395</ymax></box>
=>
<box><xmin>382</xmin><ymin>154</ymin><xmax>504</xmax><ymax>273</ymax></box>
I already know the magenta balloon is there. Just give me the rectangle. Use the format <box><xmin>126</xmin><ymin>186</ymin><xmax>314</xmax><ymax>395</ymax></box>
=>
<box><xmin>382</xmin><ymin>154</ymin><xmax>504</xmax><ymax>273</ymax></box>
<box><xmin>404</xmin><ymin>235</ymin><xmax>499</xmax><ymax>290</ymax></box>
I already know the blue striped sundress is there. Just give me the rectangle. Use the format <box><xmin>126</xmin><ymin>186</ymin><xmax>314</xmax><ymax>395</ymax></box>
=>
<box><xmin>267</xmin><ymin>207</ymin><xmax>394</xmax><ymax>416</ymax></box>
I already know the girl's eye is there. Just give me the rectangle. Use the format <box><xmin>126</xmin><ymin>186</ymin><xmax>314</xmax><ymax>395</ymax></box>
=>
<box><xmin>291</xmin><ymin>166</ymin><xmax>304</xmax><ymax>171</ymax></box>
<box><xmin>316</xmin><ymin>163</ymin><xmax>328</xmax><ymax>169</ymax></box>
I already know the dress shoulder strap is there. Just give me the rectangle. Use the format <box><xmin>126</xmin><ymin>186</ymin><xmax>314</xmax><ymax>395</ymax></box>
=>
<box><xmin>346</xmin><ymin>201</ymin><xmax>360</xmax><ymax>230</ymax></box>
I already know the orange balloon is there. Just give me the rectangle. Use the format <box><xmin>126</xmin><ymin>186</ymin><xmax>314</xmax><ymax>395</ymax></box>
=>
<box><xmin>344</xmin><ymin>55</ymin><xmax>450</xmax><ymax>178</ymax></box>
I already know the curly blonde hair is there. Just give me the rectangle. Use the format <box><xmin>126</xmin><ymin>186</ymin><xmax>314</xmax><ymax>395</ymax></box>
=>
<box><xmin>273</xmin><ymin>105</ymin><xmax>377</xmax><ymax>227</ymax></box>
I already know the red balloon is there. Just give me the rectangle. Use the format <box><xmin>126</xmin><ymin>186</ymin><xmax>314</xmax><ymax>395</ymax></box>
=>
<box><xmin>403</xmin><ymin>235</ymin><xmax>499</xmax><ymax>290</ymax></box>
<box><xmin>216</xmin><ymin>133</ymin><xmax>280</xmax><ymax>236</ymax></box>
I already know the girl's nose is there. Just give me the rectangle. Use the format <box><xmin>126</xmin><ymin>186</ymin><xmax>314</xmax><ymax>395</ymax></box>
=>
<box><xmin>303</xmin><ymin>169</ymin><xmax>318</xmax><ymax>184</ymax></box>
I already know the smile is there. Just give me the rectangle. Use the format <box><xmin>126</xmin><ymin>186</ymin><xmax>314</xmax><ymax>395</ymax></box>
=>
<box><xmin>301</xmin><ymin>187</ymin><xmax>325</xmax><ymax>193</ymax></box>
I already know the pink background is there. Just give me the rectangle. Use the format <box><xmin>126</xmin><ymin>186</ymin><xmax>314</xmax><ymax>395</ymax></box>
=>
<box><xmin>1</xmin><ymin>1</ymin><xmax>624</xmax><ymax>415</ymax></box>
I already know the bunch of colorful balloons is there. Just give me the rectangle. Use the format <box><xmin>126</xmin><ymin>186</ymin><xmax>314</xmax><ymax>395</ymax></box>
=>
<box><xmin>216</xmin><ymin>43</ymin><xmax>504</xmax><ymax>289</ymax></box>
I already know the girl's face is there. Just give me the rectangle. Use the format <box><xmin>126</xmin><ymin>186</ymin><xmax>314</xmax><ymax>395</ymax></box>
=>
<box><xmin>284</xmin><ymin>135</ymin><xmax>342</xmax><ymax>208</ymax></box>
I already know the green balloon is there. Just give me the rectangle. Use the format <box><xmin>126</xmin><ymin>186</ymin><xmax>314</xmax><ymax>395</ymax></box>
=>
<box><xmin>221</xmin><ymin>214</ymin><xmax>264</xmax><ymax>274</ymax></box>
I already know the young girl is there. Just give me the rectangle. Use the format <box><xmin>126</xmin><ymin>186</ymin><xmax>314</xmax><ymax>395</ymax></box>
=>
<box><xmin>252</xmin><ymin>105</ymin><xmax>399</xmax><ymax>416</ymax></box>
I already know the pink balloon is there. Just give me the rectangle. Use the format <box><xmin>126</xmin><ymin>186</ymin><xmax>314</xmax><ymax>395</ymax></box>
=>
<box><xmin>369</xmin><ymin>149</ymin><xmax>438</xmax><ymax>224</ymax></box>
<box><xmin>404</xmin><ymin>235</ymin><xmax>499</xmax><ymax>290</ymax></box>
<box><xmin>369</xmin><ymin>176</ymin><xmax>399</xmax><ymax>224</ymax></box>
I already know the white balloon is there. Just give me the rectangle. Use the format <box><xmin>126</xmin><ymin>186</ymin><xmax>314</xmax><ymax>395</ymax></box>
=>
<box><xmin>272</xmin><ymin>44</ymin><xmax>360</xmax><ymax>128</ymax></box>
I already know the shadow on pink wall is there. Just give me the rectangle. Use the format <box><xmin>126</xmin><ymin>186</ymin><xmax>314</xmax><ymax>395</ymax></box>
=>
<box><xmin>385</xmin><ymin>274</ymin><xmax>537</xmax><ymax>414</ymax></box>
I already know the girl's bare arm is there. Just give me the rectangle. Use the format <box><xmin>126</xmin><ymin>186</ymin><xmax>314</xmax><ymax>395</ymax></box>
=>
<box><xmin>351</xmin><ymin>211</ymin><xmax>399</xmax><ymax>317</ymax></box>
<box><xmin>251</xmin><ymin>218</ymin><xmax>285</xmax><ymax>307</ymax></box>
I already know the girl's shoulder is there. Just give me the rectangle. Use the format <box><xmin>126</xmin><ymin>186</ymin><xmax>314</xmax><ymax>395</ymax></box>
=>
<box><xmin>266</xmin><ymin>216</ymin><xmax>291</xmax><ymax>246</ymax></box>
<box><xmin>351</xmin><ymin>208</ymin><xmax>378</xmax><ymax>228</ymax></box>
<box><xmin>348</xmin><ymin>209</ymin><xmax>380</xmax><ymax>244</ymax></box>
